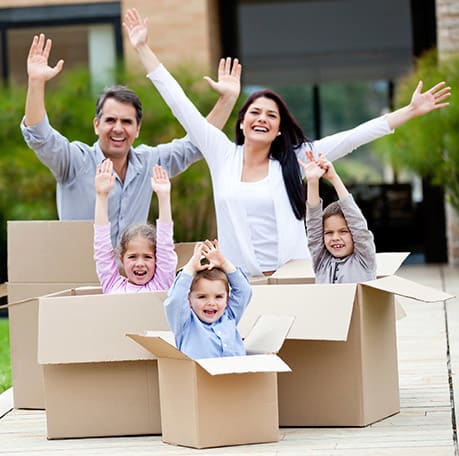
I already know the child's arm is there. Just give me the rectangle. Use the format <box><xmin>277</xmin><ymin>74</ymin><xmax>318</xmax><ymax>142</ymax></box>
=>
<box><xmin>319</xmin><ymin>157</ymin><xmax>376</xmax><ymax>274</ymax></box>
<box><xmin>94</xmin><ymin>159</ymin><xmax>115</xmax><ymax>225</ymax></box>
<box><xmin>317</xmin><ymin>155</ymin><xmax>349</xmax><ymax>201</ymax></box>
<box><xmin>148</xmin><ymin>165</ymin><xmax>177</xmax><ymax>289</ymax></box>
<box><xmin>339</xmin><ymin>196</ymin><xmax>377</xmax><ymax>275</ymax></box>
<box><xmin>123</xmin><ymin>8</ymin><xmax>240</xmax><ymax>131</ymax></box>
<box><xmin>151</xmin><ymin>165</ymin><xmax>172</xmax><ymax>224</ymax></box>
<box><xmin>299</xmin><ymin>150</ymin><xmax>324</xmax><ymax>208</ymax></box>
<box><xmin>299</xmin><ymin>152</ymin><xmax>328</xmax><ymax>273</ymax></box>
<box><xmin>93</xmin><ymin>159</ymin><xmax>124</xmax><ymax>292</ymax></box>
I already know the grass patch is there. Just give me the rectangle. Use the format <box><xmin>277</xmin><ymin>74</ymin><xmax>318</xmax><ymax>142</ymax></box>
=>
<box><xmin>0</xmin><ymin>318</ymin><xmax>11</xmax><ymax>393</ymax></box>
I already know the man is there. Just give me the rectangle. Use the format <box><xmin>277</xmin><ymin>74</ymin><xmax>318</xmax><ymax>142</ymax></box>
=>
<box><xmin>21</xmin><ymin>33</ymin><xmax>241</xmax><ymax>245</ymax></box>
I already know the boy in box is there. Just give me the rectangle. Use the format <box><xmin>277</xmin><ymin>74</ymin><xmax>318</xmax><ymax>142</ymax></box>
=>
<box><xmin>164</xmin><ymin>240</ymin><xmax>252</xmax><ymax>359</ymax></box>
<box><xmin>300</xmin><ymin>151</ymin><xmax>376</xmax><ymax>284</ymax></box>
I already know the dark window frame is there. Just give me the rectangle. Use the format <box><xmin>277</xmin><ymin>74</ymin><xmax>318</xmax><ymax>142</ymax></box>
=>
<box><xmin>0</xmin><ymin>2</ymin><xmax>122</xmax><ymax>82</ymax></box>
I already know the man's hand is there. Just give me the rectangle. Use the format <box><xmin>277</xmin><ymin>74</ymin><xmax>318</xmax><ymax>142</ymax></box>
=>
<box><xmin>27</xmin><ymin>34</ymin><xmax>64</xmax><ymax>83</ymax></box>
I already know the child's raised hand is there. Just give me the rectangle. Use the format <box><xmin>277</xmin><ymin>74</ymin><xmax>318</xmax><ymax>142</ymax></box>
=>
<box><xmin>299</xmin><ymin>150</ymin><xmax>325</xmax><ymax>182</ymax></box>
<box><xmin>201</xmin><ymin>239</ymin><xmax>235</xmax><ymax>272</ymax></box>
<box><xmin>317</xmin><ymin>154</ymin><xmax>336</xmax><ymax>181</ymax></box>
<box><xmin>151</xmin><ymin>165</ymin><xmax>171</xmax><ymax>196</ymax></box>
<box><xmin>123</xmin><ymin>8</ymin><xmax>149</xmax><ymax>50</ymax></box>
<box><xmin>183</xmin><ymin>242</ymin><xmax>207</xmax><ymax>275</ymax></box>
<box><xmin>95</xmin><ymin>159</ymin><xmax>115</xmax><ymax>195</ymax></box>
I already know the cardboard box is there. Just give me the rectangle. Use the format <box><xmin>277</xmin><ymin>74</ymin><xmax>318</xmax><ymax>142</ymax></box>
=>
<box><xmin>127</xmin><ymin>315</ymin><xmax>294</xmax><ymax>449</ymax></box>
<box><xmin>238</xmin><ymin>254</ymin><xmax>454</xmax><ymax>427</ymax></box>
<box><xmin>37</xmin><ymin>288</ymin><xmax>170</xmax><ymax>438</ymax></box>
<box><xmin>6</xmin><ymin>220</ymin><xmax>197</xmax><ymax>410</ymax></box>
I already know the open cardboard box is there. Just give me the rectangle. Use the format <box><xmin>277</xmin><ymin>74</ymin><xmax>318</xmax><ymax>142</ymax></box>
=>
<box><xmin>6</xmin><ymin>220</ymin><xmax>196</xmax><ymax>409</ymax></box>
<box><xmin>239</xmin><ymin>253</ymin><xmax>454</xmax><ymax>427</ymax></box>
<box><xmin>127</xmin><ymin>315</ymin><xmax>294</xmax><ymax>449</ymax></box>
<box><xmin>36</xmin><ymin>287</ymin><xmax>171</xmax><ymax>438</ymax></box>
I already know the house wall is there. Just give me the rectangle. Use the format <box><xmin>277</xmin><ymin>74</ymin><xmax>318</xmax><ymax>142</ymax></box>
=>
<box><xmin>437</xmin><ymin>0</ymin><xmax>459</xmax><ymax>264</ymax></box>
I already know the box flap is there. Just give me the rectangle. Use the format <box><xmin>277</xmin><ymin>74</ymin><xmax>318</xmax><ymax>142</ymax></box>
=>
<box><xmin>174</xmin><ymin>242</ymin><xmax>197</xmax><ymax>270</ymax></box>
<box><xmin>375</xmin><ymin>252</ymin><xmax>410</xmax><ymax>277</ymax></box>
<box><xmin>7</xmin><ymin>220</ymin><xmax>98</xmax><ymax>283</ymax></box>
<box><xmin>196</xmin><ymin>354</ymin><xmax>291</xmax><ymax>375</ymax></box>
<box><xmin>238</xmin><ymin>283</ymin><xmax>357</xmax><ymax>341</ymax></box>
<box><xmin>270</xmin><ymin>259</ymin><xmax>314</xmax><ymax>280</ymax></box>
<box><xmin>244</xmin><ymin>315</ymin><xmax>295</xmax><ymax>355</ymax></box>
<box><xmin>38</xmin><ymin>291</ymin><xmax>169</xmax><ymax>364</ymax></box>
<box><xmin>266</xmin><ymin>252</ymin><xmax>410</xmax><ymax>284</ymax></box>
<box><xmin>362</xmin><ymin>275</ymin><xmax>455</xmax><ymax>302</ymax></box>
<box><xmin>126</xmin><ymin>332</ymin><xmax>189</xmax><ymax>360</ymax></box>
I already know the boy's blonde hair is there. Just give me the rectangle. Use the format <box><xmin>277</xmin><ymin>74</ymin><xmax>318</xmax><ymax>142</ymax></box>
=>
<box><xmin>190</xmin><ymin>268</ymin><xmax>229</xmax><ymax>294</ymax></box>
<box><xmin>116</xmin><ymin>223</ymin><xmax>156</xmax><ymax>258</ymax></box>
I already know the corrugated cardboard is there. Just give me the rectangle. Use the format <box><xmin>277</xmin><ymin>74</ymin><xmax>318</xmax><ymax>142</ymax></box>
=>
<box><xmin>37</xmin><ymin>288</ymin><xmax>170</xmax><ymax>439</ymax></box>
<box><xmin>127</xmin><ymin>315</ymin><xmax>294</xmax><ymax>449</ymax></box>
<box><xmin>6</xmin><ymin>287</ymin><xmax>100</xmax><ymax>410</ymax></box>
<box><xmin>238</xmin><ymin>257</ymin><xmax>454</xmax><ymax>427</ymax></box>
<box><xmin>6</xmin><ymin>221</ymin><xmax>198</xmax><ymax>410</ymax></box>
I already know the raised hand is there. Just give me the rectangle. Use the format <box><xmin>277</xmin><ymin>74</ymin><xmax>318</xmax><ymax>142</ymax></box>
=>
<box><xmin>201</xmin><ymin>239</ymin><xmax>234</xmax><ymax>272</ymax></box>
<box><xmin>299</xmin><ymin>151</ymin><xmax>325</xmax><ymax>182</ymax></box>
<box><xmin>27</xmin><ymin>34</ymin><xmax>64</xmax><ymax>83</ymax></box>
<box><xmin>123</xmin><ymin>8</ymin><xmax>148</xmax><ymax>50</ymax></box>
<box><xmin>409</xmin><ymin>80</ymin><xmax>451</xmax><ymax>116</ymax></box>
<box><xmin>151</xmin><ymin>165</ymin><xmax>171</xmax><ymax>196</ymax></box>
<box><xmin>95</xmin><ymin>159</ymin><xmax>115</xmax><ymax>195</ymax></box>
<box><xmin>316</xmin><ymin>154</ymin><xmax>335</xmax><ymax>181</ymax></box>
<box><xmin>183</xmin><ymin>242</ymin><xmax>207</xmax><ymax>275</ymax></box>
<box><xmin>204</xmin><ymin>57</ymin><xmax>241</xmax><ymax>100</ymax></box>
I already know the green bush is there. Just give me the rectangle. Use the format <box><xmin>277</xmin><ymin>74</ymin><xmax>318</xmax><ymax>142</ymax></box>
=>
<box><xmin>0</xmin><ymin>319</ymin><xmax>11</xmax><ymax>393</ymax></box>
<box><xmin>376</xmin><ymin>49</ymin><xmax>459</xmax><ymax>212</ymax></box>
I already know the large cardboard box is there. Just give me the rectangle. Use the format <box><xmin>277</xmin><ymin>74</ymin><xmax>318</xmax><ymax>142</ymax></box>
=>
<box><xmin>37</xmin><ymin>288</ymin><xmax>170</xmax><ymax>438</ymax></box>
<box><xmin>127</xmin><ymin>315</ymin><xmax>294</xmax><ymax>449</ymax></box>
<box><xmin>239</xmin><ymin>255</ymin><xmax>454</xmax><ymax>427</ymax></box>
<box><xmin>6</xmin><ymin>220</ymin><xmax>196</xmax><ymax>409</ymax></box>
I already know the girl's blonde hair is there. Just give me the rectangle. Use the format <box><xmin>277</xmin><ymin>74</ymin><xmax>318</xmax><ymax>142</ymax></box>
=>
<box><xmin>116</xmin><ymin>223</ymin><xmax>156</xmax><ymax>258</ymax></box>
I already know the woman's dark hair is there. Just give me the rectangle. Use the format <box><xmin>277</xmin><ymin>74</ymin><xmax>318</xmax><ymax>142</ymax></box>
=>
<box><xmin>235</xmin><ymin>90</ymin><xmax>308</xmax><ymax>220</ymax></box>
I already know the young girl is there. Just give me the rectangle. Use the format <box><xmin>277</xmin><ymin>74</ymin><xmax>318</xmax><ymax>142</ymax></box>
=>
<box><xmin>124</xmin><ymin>8</ymin><xmax>450</xmax><ymax>278</ymax></box>
<box><xmin>164</xmin><ymin>239</ymin><xmax>252</xmax><ymax>359</ymax></box>
<box><xmin>94</xmin><ymin>158</ymin><xmax>177</xmax><ymax>293</ymax></box>
<box><xmin>301</xmin><ymin>152</ymin><xmax>376</xmax><ymax>283</ymax></box>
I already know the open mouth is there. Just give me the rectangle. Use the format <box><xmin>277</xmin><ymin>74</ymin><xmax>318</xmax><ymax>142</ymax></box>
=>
<box><xmin>252</xmin><ymin>126</ymin><xmax>268</xmax><ymax>132</ymax></box>
<box><xmin>203</xmin><ymin>309</ymin><xmax>217</xmax><ymax>317</ymax></box>
<box><xmin>133</xmin><ymin>270</ymin><xmax>147</xmax><ymax>277</ymax></box>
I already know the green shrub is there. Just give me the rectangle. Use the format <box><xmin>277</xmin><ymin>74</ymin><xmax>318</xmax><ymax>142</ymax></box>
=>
<box><xmin>376</xmin><ymin>49</ymin><xmax>459</xmax><ymax>212</ymax></box>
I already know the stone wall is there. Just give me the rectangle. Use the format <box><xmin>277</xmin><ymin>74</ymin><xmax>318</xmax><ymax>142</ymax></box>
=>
<box><xmin>437</xmin><ymin>0</ymin><xmax>459</xmax><ymax>264</ymax></box>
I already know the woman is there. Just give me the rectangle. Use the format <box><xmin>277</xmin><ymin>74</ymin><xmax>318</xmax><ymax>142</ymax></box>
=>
<box><xmin>124</xmin><ymin>8</ymin><xmax>451</xmax><ymax>277</ymax></box>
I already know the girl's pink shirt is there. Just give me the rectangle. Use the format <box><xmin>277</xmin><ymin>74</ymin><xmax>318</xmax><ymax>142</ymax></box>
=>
<box><xmin>93</xmin><ymin>222</ymin><xmax>177</xmax><ymax>293</ymax></box>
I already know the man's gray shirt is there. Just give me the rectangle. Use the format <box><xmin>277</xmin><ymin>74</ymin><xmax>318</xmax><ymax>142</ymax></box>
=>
<box><xmin>21</xmin><ymin>115</ymin><xmax>202</xmax><ymax>245</ymax></box>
